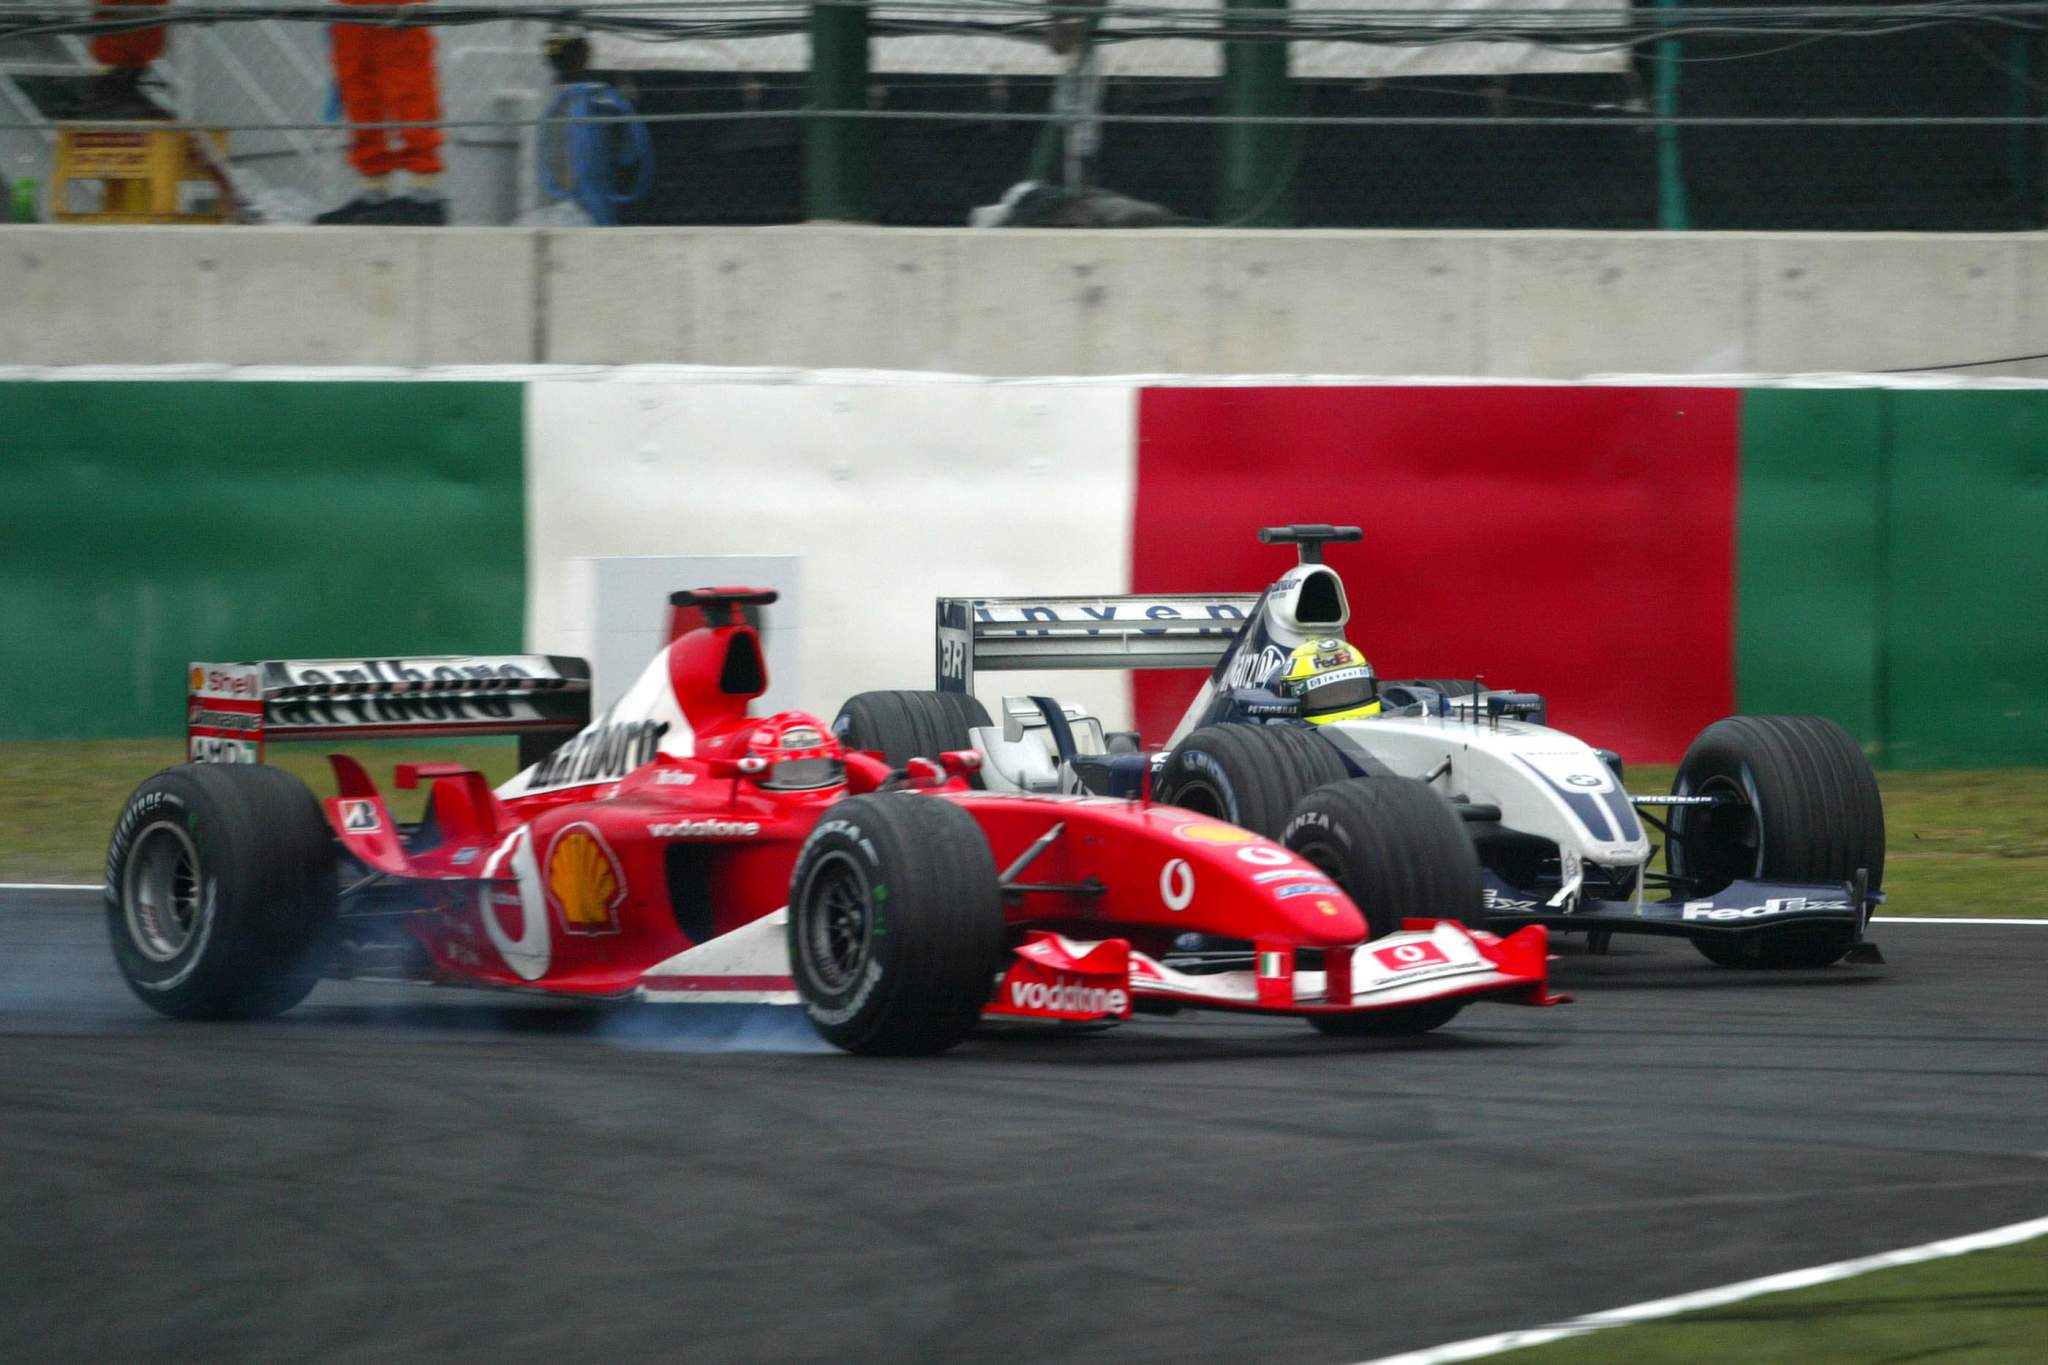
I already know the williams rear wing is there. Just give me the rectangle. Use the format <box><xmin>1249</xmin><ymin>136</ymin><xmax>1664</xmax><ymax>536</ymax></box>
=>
<box><xmin>187</xmin><ymin>656</ymin><xmax>592</xmax><ymax>764</ymax></box>
<box><xmin>935</xmin><ymin>595</ymin><xmax>1261</xmax><ymax>694</ymax></box>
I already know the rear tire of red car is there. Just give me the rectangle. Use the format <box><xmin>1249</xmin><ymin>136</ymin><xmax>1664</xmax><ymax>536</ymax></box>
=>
<box><xmin>788</xmin><ymin>793</ymin><xmax>1004</xmax><ymax>1055</ymax></box>
<box><xmin>1668</xmin><ymin>715</ymin><xmax>1883</xmax><ymax>970</ymax></box>
<box><xmin>1156</xmin><ymin>724</ymin><xmax>1349</xmax><ymax>839</ymax></box>
<box><xmin>106</xmin><ymin>763</ymin><xmax>337</xmax><ymax>1020</ymax></box>
<box><xmin>1282</xmin><ymin>778</ymin><xmax>1483</xmax><ymax>1038</ymax></box>
<box><xmin>832</xmin><ymin>690</ymin><xmax>992</xmax><ymax>788</ymax></box>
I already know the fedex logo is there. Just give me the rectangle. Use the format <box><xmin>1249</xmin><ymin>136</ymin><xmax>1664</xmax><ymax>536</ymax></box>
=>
<box><xmin>1683</xmin><ymin>897</ymin><xmax>1851</xmax><ymax>921</ymax></box>
<box><xmin>1370</xmin><ymin>940</ymin><xmax>1451</xmax><ymax>972</ymax></box>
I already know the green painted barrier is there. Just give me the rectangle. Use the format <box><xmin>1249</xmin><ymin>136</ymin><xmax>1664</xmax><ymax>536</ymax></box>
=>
<box><xmin>0</xmin><ymin>382</ymin><xmax>524</xmax><ymax>741</ymax></box>
<box><xmin>1736</xmin><ymin>388</ymin><xmax>2048</xmax><ymax>769</ymax></box>
<box><xmin>1884</xmin><ymin>392</ymin><xmax>2048</xmax><ymax>768</ymax></box>
<box><xmin>1735</xmin><ymin>389</ymin><xmax>1885</xmax><ymax>746</ymax></box>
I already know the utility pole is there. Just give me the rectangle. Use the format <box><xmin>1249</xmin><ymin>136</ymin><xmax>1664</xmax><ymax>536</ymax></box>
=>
<box><xmin>1653</xmin><ymin>0</ymin><xmax>1691</xmax><ymax>230</ymax></box>
<box><xmin>1221</xmin><ymin>0</ymin><xmax>1292</xmax><ymax>226</ymax></box>
<box><xmin>806</xmin><ymin>0</ymin><xmax>871</xmax><ymax>220</ymax></box>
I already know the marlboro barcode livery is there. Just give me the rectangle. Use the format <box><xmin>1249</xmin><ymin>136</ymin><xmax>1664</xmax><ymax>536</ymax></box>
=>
<box><xmin>186</xmin><ymin>655</ymin><xmax>593</xmax><ymax>762</ymax></box>
<box><xmin>111</xmin><ymin>584</ymin><xmax>1562</xmax><ymax>1055</ymax></box>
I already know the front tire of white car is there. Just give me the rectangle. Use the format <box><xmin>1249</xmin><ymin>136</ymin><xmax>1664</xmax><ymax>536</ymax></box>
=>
<box><xmin>1668</xmin><ymin>715</ymin><xmax>1884</xmax><ymax>969</ymax></box>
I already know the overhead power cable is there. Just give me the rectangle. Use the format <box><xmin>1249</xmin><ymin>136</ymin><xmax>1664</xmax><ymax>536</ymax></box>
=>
<box><xmin>9</xmin><ymin>1</ymin><xmax>2048</xmax><ymax>52</ymax></box>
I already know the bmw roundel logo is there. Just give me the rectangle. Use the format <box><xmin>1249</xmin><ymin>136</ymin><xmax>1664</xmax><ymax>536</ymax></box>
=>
<box><xmin>1565</xmin><ymin>773</ymin><xmax>1602</xmax><ymax>787</ymax></box>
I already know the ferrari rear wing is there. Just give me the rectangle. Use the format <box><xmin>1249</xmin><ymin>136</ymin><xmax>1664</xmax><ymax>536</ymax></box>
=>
<box><xmin>187</xmin><ymin>655</ymin><xmax>591</xmax><ymax>763</ymax></box>
<box><xmin>935</xmin><ymin>594</ymin><xmax>1260</xmax><ymax>694</ymax></box>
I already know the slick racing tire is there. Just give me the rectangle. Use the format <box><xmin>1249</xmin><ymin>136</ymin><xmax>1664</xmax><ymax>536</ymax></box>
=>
<box><xmin>1156</xmin><ymin>724</ymin><xmax>1349</xmax><ymax>839</ymax></box>
<box><xmin>788</xmin><ymin>794</ymin><xmax>1005</xmax><ymax>1056</ymax></box>
<box><xmin>1284</xmin><ymin>779</ymin><xmax>1483</xmax><ymax>1038</ymax></box>
<box><xmin>833</xmin><ymin>690</ymin><xmax>992</xmax><ymax>789</ymax></box>
<box><xmin>106</xmin><ymin>763</ymin><xmax>337</xmax><ymax>1020</ymax></box>
<box><xmin>1283</xmin><ymin>778</ymin><xmax>1486</xmax><ymax>940</ymax></box>
<box><xmin>1669</xmin><ymin>715</ymin><xmax>1884</xmax><ymax>970</ymax></box>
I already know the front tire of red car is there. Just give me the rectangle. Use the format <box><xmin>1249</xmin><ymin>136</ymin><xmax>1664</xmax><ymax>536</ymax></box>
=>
<box><xmin>105</xmin><ymin>763</ymin><xmax>336</xmax><ymax>1020</ymax></box>
<box><xmin>788</xmin><ymin>794</ymin><xmax>1005</xmax><ymax>1056</ymax></box>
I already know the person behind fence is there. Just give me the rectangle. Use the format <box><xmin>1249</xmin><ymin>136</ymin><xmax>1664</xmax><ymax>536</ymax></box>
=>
<box><xmin>314</xmin><ymin>0</ymin><xmax>447</xmax><ymax>225</ymax></box>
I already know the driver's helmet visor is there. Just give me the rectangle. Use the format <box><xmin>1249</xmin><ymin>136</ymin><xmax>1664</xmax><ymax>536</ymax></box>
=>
<box><xmin>1292</xmin><ymin>663</ymin><xmax>1377</xmax><ymax>716</ymax></box>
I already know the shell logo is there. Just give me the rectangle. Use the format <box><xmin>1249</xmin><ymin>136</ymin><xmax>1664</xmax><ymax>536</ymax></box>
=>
<box><xmin>1175</xmin><ymin>822</ymin><xmax>1256</xmax><ymax>845</ymax></box>
<box><xmin>1316</xmin><ymin>899</ymin><xmax>1341</xmax><ymax>917</ymax></box>
<box><xmin>545</xmin><ymin>824</ymin><xmax>626</xmax><ymax>934</ymax></box>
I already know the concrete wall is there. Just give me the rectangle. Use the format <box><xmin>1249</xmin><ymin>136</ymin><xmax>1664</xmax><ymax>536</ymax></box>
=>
<box><xmin>0</xmin><ymin>228</ymin><xmax>537</xmax><ymax>366</ymax></box>
<box><xmin>5</xmin><ymin>225</ymin><xmax>2048</xmax><ymax>376</ymax></box>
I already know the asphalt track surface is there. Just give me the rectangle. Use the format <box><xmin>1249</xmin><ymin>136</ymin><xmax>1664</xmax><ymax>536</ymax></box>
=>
<box><xmin>4</xmin><ymin>891</ymin><xmax>2045</xmax><ymax>1365</ymax></box>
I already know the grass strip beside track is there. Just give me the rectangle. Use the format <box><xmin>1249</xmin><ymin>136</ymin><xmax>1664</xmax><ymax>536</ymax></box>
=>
<box><xmin>1482</xmin><ymin>1232</ymin><xmax>2048</xmax><ymax>1364</ymax></box>
<box><xmin>0</xmin><ymin>743</ymin><xmax>2042</xmax><ymax>915</ymax></box>
<box><xmin>0</xmin><ymin>738</ymin><xmax>522</xmax><ymax>883</ymax></box>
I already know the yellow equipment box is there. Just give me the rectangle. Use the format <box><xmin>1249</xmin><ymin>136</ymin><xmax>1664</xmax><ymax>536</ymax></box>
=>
<box><xmin>50</xmin><ymin>125</ymin><xmax>232</xmax><ymax>224</ymax></box>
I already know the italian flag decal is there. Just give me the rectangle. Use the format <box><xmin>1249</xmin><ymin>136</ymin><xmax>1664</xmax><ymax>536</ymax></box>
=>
<box><xmin>1258</xmin><ymin>950</ymin><xmax>1288</xmax><ymax>979</ymax></box>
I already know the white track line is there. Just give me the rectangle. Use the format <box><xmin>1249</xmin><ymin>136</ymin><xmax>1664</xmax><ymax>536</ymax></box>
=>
<box><xmin>1354</xmin><ymin>1213</ymin><xmax>2048</xmax><ymax>1365</ymax></box>
<box><xmin>1875</xmin><ymin>916</ymin><xmax>2048</xmax><ymax>925</ymax></box>
<box><xmin>0</xmin><ymin>883</ymin><xmax>100</xmax><ymax>892</ymax></box>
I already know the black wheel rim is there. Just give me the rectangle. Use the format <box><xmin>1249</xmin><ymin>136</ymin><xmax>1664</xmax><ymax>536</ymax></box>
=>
<box><xmin>123</xmin><ymin>820</ymin><xmax>203</xmax><ymax>962</ymax></box>
<box><xmin>1296</xmin><ymin>838</ymin><xmax>1343</xmax><ymax>884</ymax></box>
<box><xmin>1166</xmin><ymin>775</ymin><xmax>1228</xmax><ymax>819</ymax></box>
<box><xmin>798</xmin><ymin>850</ymin><xmax>873</xmax><ymax>994</ymax></box>
<box><xmin>1672</xmin><ymin>773</ymin><xmax>1761</xmax><ymax>893</ymax></box>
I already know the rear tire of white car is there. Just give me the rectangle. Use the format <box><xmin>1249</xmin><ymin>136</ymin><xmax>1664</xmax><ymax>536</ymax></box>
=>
<box><xmin>832</xmin><ymin>690</ymin><xmax>992</xmax><ymax>788</ymax></box>
<box><xmin>1156</xmin><ymin>724</ymin><xmax>1349</xmax><ymax>839</ymax></box>
<box><xmin>788</xmin><ymin>794</ymin><xmax>1005</xmax><ymax>1055</ymax></box>
<box><xmin>1283</xmin><ymin>779</ymin><xmax>1484</xmax><ymax>1038</ymax></box>
<box><xmin>106</xmin><ymin>764</ymin><xmax>336</xmax><ymax>1020</ymax></box>
<box><xmin>1668</xmin><ymin>715</ymin><xmax>1884</xmax><ymax>970</ymax></box>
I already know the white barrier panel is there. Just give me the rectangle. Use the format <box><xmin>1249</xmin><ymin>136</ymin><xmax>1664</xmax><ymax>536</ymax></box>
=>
<box><xmin>524</xmin><ymin>378</ymin><xmax>1142</xmax><ymax>727</ymax></box>
<box><xmin>559</xmin><ymin>554</ymin><xmax>805</xmax><ymax>717</ymax></box>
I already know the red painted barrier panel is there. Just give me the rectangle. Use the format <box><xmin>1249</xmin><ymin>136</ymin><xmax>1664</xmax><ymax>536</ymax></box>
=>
<box><xmin>1130</xmin><ymin>386</ymin><xmax>1743</xmax><ymax>762</ymax></box>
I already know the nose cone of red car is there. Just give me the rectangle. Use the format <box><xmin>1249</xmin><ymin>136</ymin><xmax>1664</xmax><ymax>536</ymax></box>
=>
<box><xmin>1161</xmin><ymin>815</ymin><xmax>1370</xmax><ymax>946</ymax></box>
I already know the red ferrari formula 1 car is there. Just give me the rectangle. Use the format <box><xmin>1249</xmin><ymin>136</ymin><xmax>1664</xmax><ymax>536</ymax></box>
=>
<box><xmin>109</xmin><ymin>589</ymin><xmax>1563</xmax><ymax>1054</ymax></box>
